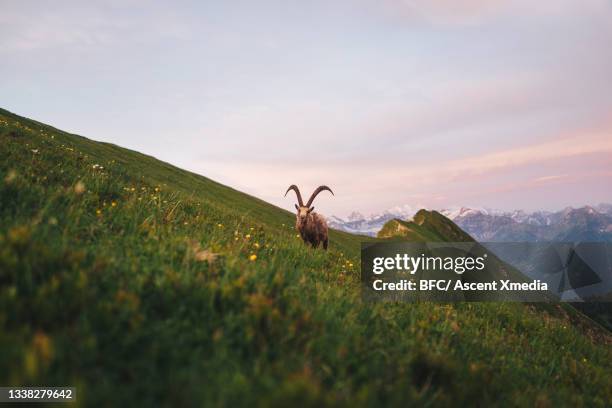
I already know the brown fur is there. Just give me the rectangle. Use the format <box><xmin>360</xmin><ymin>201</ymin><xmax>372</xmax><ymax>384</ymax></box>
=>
<box><xmin>285</xmin><ymin>185</ymin><xmax>334</xmax><ymax>250</ymax></box>
<box><xmin>296</xmin><ymin>210</ymin><xmax>329</xmax><ymax>250</ymax></box>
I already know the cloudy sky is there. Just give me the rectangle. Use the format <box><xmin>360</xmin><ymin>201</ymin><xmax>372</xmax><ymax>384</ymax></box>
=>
<box><xmin>2</xmin><ymin>0</ymin><xmax>611</xmax><ymax>218</ymax></box>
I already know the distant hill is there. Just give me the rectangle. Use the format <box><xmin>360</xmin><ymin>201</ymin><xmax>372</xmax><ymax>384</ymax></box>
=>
<box><xmin>1</xmin><ymin>107</ymin><xmax>610</xmax><ymax>406</ymax></box>
<box><xmin>375</xmin><ymin>210</ymin><xmax>554</xmax><ymax>302</ymax></box>
<box><xmin>377</xmin><ymin>209</ymin><xmax>473</xmax><ymax>242</ymax></box>
<box><xmin>376</xmin><ymin>210</ymin><xmax>612</xmax><ymax>329</ymax></box>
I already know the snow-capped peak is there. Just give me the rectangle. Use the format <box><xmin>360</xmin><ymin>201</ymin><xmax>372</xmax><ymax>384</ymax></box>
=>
<box><xmin>440</xmin><ymin>206</ymin><xmax>496</xmax><ymax>220</ymax></box>
<box><xmin>347</xmin><ymin>211</ymin><xmax>365</xmax><ymax>222</ymax></box>
<box><xmin>382</xmin><ymin>204</ymin><xmax>415</xmax><ymax>220</ymax></box>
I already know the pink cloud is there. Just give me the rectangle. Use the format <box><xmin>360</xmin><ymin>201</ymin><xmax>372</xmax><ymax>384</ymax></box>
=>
<box><xmin>191</xmin><ymin>124</ymin><xmax>612</xmax><ymax>217</ymax></box>
<box><xmin>444</xmin><ymin>131</ymin><xmax>612</xmax><ymax>177</ymax></box>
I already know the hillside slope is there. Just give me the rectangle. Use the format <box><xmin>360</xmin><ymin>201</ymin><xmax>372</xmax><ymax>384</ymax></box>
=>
<box><xmin>0</xmin><ymin>108</ymin><xmax>611</xmax><ymax>406</ymax></box>
<box><xmin>376</xmin><ymin>210</ymin><xmax>556</xmax><ymax>302</ymax></box>
<box><xmin>378</xmin><ymin>212</ymin><xmax>612</xmax><ymax>326</ymax></box>
<box><xmin>377</xmin><ymin>210</ymin><xmax>474</xmax><ymax>242</ymax></box>
<box><xmin>0</xmin><ymin>108</ymin><xmax>364</xmax><ymax>256</ymax></box>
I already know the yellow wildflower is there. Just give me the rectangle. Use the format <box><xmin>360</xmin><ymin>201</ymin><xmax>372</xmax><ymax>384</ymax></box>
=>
<box><xmin>249</xmin><ymin>254</ymin><xmax>257</xmax><ymax>261</ymax></box>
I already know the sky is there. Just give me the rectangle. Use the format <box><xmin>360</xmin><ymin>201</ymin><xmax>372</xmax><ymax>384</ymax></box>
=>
<box><xmin>2</xmin><ymin>0</ymin><xmax>611</xmax><ymax>218</ymax></box>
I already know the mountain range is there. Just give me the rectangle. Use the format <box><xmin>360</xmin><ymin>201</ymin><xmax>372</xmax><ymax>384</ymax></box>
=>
<box><xmin>330</xmin><ymin>204</ymin><xmax>612</xmax><ymax>241</ymax></box>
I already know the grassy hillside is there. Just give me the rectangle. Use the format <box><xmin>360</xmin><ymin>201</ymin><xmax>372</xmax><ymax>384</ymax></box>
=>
<box><xmin>379</xmin><ymin>212</ymin><xmax>612</xmax><ymax>326</ymax></box>
<box><xmin>377</xmin><ymin>210</ymin><xmax>474</xmax><ymax>242</ymax></box>
<box><xmin>375</xmin><ymin>211</ymin><xmax>553</xmax><ymax>302</ymax></box>
<box><xmin>0</xmin><ymin>108</ymin><xmax>611</xmax><ymax>407</ymax></box>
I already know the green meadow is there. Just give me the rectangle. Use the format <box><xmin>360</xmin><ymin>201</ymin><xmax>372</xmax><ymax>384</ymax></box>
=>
<box><xmin>0</xmin><ymin>107</ymin><xmax>610</xmax><ymax>406</ymax></box>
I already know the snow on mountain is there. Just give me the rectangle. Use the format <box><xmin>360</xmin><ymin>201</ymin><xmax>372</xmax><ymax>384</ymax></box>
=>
<box><xmin>346</xmin><ymin>211</ymin><xmax>365</xmax><ymax>222</ymax></box>
<box><xmin>328</xmin><ymin>206</ymin><xmax>417</xmax><ymax>237</ymax></box>
<box><xmin>383</xmin><ymin>204</ymin><xmax>417</xmax><ymax>220</ymax></box>
<box><xmin>440</xmin><ymin>206</ymin><xmax>498</xmax><ymax>220</ymax></box>
<box><xmin>596</xmin><ymin>203</ymin><xmax>612</xmax><ymax>215</ymax></box>
<box><xmin>440</xmin><ymin>205</ymin><xmax>612</xmax><ymax>241</ymax></box>
<box><xmin>330</xmin><ymin>204</ymin><xmax>612</xmax><ymax>240</ymax></box>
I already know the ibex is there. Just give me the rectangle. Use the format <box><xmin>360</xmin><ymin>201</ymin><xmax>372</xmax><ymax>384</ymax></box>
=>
<box><xmin>284</xmin><ymin>185</ymin><xmax>334</xmax><ymax>250</ymax></box>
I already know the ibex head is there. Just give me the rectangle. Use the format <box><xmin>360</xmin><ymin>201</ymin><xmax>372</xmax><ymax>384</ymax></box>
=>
<box><xmin>284</xmin><ymin>185</ymin><xmax>334</xmax><ymax>225</ymax></box>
